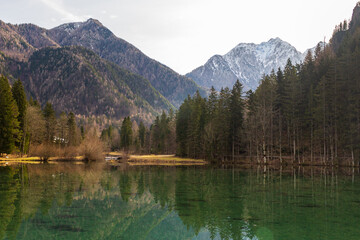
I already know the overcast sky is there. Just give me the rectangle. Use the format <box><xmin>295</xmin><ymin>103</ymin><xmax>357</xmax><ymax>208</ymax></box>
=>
<box><xmin>1</xmin><ymin>0</ymin><xmax>358</xmax><ymax>74</ymax></box>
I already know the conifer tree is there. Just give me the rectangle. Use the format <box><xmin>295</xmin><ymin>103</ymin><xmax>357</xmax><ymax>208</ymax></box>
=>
<box><xmin>11</xmin><ymin>79</ymin><xmax>27</xmax><ymax>153</ymax></box>
<box><xmin>120</xmin><ymin>117</ymin><xmax>132</xmax><ymax>151</ymax></box>
<box><xmin>0</xmin><ymin>76</ymin><xmax>19</xmax><ymax>154</ymax></box>
<box><xmin>67</xmin><ymin>112</ymin><xmax>77</xmax><ymax>146</ymax></box>
<box><xmin>229</xmin><ymin>80</ymin><xmax>244</xmax><ymax>159</ymax></box>
<box><xmin>138</xmin><ymin>121</ymin><xmax>146</xmax><ymax>148</ymax></box>
<box><xmin>43</xmin><ymin>102</ymin><xmax>56</xmax><ymax>144</ymax></box>
<box><xmin>176</xmin><ymin>96</ymin><xmax>192</xmax><ymax>157</ymax></box>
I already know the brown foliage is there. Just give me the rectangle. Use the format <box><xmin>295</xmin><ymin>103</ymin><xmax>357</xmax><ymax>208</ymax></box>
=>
<box><xmin>81</xmin><ymin>130</ymin><xmax>105</xmax><ymax>162</ymax></box>
<box><xmin>29</xmin><ymin>144</ymin><xmax>80</xmax><ymax>160</ymax></box>
<box><xmin>29</xmin><ymin>144</ymin><xmax>59</xmax><ymax>161</ymax></box>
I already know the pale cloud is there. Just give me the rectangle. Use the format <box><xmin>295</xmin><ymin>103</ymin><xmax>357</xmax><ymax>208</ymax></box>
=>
<box><xmin>39</xmin><ymin>0</ymin><xmax>84</xmax><ymax>22</ymax></box>
<box><xmin>2</xmin><ymin>0</ymin><xmax>358</xmax><ymax>74</ymax></box>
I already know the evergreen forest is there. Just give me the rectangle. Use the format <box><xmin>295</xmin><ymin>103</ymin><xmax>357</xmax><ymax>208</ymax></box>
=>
<box><xmin>1</xmin><ymin>4</ymin><xmax>360</xmax><ymax>167</ymax></box>
<box><xmin>175</xmin><ymin>15</ymin><xmax>360</xmax><ymax>165</ymax></box>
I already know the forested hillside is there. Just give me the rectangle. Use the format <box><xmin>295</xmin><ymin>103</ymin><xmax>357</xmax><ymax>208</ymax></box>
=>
<box><xmin>47</xmin><ymin>19</ymin><xmax>206</xmax><ymax>107</ymax></box>
<box><xmin>0</xmin><ymin>22</ymin><xmax>174</xmax><ymax>123</ymax></box>
<box><xmin>0</xmin><ymin>18</ymin><xmax>203</xmax><ymax>124</ymax></box>
<box><xmin>175</xmin><ymin>3</ymin><xmax>360</xmax><ymax>165</ymax></box>
<box><xmin>11</xmin><ymin>46</ymin><xmax>172</xmax><ymax>121</ymax></box>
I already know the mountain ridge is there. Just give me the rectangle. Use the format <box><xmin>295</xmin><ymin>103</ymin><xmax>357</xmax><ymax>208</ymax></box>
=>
<box><xmin>5</xmin><ymin>45</ymin><xmax>173</xmax><ymax>123</ymax></box>
<box><xmin>46</xmin><ymin>18</ymin><xmax>205</xmax><ymax>107</ymax></box>
<box><xmin>186</xmin><ymin>38</ymin><xmax>315</xmax><ymax>91</ymax></box>
<box><xmin>0</xmin><ymin>19</ymin><xmax>178</xmax><ymax>123</ymax></box>
<box><xmin>0</xmin><ymin>18</ymin><xmax>205</xmax><ymax>109</ymax></box>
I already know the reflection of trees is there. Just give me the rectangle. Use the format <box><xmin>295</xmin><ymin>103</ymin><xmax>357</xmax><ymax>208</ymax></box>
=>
<box><xmin>148</xmin><ymin>168</ymin><xmax>176</xmax><ymax>208</ymax></box>
<box><xmin>243</xmin><ymin>167</ymin><xmax>360</xmax><ymax>240</ymax></box>
<box><xmin>0</xmin><ymin>167</ymin><xmax>19</xmax><ymax>240</ymax></box>
<box><xmin>119</xmin><ymin>171</ymin><xmax>132</xmax><ymax>202</ymax></box>
<box><xmin>2</xmin><ymin>165</ymin><xmax>360</xmax><ymax>240</ymax></box>
<box><xmin>0</xmin><ymin>164</ymin><xmax>193</xmax><ymax>239</ymax></box>
<box><xmin>0</xmin><ymin>164</ymin><xmax>109</xmax><ymax>239</ymax></box>
<box><xmin>174</xmin><ymin>168</ymin><xmax>252</xmax><ymax>240</ymax></box>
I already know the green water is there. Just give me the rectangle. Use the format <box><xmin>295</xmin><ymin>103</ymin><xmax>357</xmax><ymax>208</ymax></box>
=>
<box><xmin>0</xmin><ymin>163</ymin><xmax>359</xmax><ymax>240</ymax></box>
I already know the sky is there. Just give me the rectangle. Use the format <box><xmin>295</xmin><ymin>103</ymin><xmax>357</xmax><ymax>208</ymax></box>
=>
<box><xmin>0</xmin><ymin>0</ymin><xmax>358</xmax><ymax>74</ymax></box>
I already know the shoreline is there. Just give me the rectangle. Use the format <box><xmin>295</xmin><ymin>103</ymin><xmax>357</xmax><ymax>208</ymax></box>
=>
<box><xmin>1</xmin><ymin>154</ymin><xmax>358</xmax><ymax>168</ymax></box>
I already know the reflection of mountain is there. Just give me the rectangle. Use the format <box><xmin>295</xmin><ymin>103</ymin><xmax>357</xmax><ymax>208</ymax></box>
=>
<box><xmin>2</xmin><ymin>165</ymin><xmax>194</xmax><ymax>240</ymax></box>
<box><xmin>18</xmin><ymin>193</ymin><xmax>192</xmax><ymax>240</ymax></box>
<box><xmin>1</xmin><ymin>164</ymin><xmax>359</xmax><ymax>240</ymax></box>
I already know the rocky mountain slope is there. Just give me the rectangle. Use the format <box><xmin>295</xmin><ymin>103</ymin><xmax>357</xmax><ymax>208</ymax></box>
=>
<box><xmin>0</xmin><ymin>18</ymin><xmax>207</xmax><ymax>123</ymax></box>
<box><xmin>186</xmin><ymin>38</ymin><xmax>311</xmax><ymax>91</ymax></box>
<box><xmin>6</xmin><ymin>46</ymin><xmax>172</xmax><ymax>122</ymax></box>
<box><xmin>46</xmin><ymin>19</ymin><xmax>205</xmax><ymax>107</ymax></box>
<box><xmin>0</xmin><ymin>19</ymin><xmax>177</xmax><ymax>123</ymax></box>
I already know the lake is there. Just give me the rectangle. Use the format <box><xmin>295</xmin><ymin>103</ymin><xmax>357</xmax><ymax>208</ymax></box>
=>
<box><xmin>0</xmin><ymin>163</ymin><xmax>359</xmax><ymax>240</ymax></box>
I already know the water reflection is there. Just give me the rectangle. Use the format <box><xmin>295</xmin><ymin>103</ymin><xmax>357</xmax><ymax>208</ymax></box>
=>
<box><xmin>0</xmin><ymin>164</ymin><xmax>359</xmax><ymax>240</ymax></box>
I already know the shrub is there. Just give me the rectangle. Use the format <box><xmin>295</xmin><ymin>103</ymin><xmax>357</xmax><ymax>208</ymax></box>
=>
<box><xmin>30</xmin><ymin>144</ymin><xmax>60</xmax><ymax>161</ymax></box>
<box><xmin>81</xmin><ymin>131</ymin><xmax>104</xmax><ymax>162</ymax></box>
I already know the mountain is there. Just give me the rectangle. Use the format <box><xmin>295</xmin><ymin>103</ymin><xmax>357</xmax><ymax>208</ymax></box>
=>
<box><xmin>186</xmin><ymin>38</ymin><xmax>310</xmax><ymax>91</ymax></box>
<box><xmin>0</xmin><ymin>19</ymin><xmax>176</xmax><ymax>123</ymax></box>
<box><xmin>46</xmin><ymin>19</ymin><xmax>205</xmax><ymax>107</ymax></box>
<box><xmin>0</xmin><ymin>18</ymin><xmax>206</xmax><ymax>123</ymax></box>
<box><xmin>5</xmin><ymin>46</ymin><xmax>172</xmax><ymax>123</ymax></box>
<box><xmin>0</xmin><ymin>20</ymin><xmax>35</xmax><ymax>60</ymax></box>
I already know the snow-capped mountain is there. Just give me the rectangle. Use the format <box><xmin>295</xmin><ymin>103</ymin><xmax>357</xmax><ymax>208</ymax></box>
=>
<box><xmin>186</xmin><ymin>38</ymin><xmax>312</xmax><ymax>91</ymax></box>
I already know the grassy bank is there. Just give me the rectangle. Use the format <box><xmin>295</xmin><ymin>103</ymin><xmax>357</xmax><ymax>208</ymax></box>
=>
<box><xmin>128</xmin><ymin>154</ymin><xmax>207</xmax><ymax>166</ymax></box>
<box><xmin>0</xmin><ymin>153</ymin><xmax>207</xmax><ymax>166</ymax></box>
<box><xmin>0</xmin><ymin>155</ymin><xmax>85</xmax><ymax>164</ymax></box>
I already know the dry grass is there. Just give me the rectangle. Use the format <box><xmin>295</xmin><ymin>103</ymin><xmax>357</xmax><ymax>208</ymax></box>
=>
<box><xmin>0</xmin><ymin>155</ymin><xmax>85</xmax><ymax>163</ymax></box>
<box><xmin>107</xmin><ymin>152</ymin><xmax>124</xmax><ymax>156</ymax></box>
<box><xmin>0</xmin><ymin>156</ymin><xmax>40</xmax><ymax>161</ymax></box>
<box><xmin>128</xmin><ymin>162</ymin><xmax>207</xmax><ymax>166</ymax></box>
<box><xmin>1</xmin><ymin>152</ymin><xmax>205</xmax><ymax>166</ymax></box>
<box><xmin>128</xmin><ymin>154</ymin><xmax>207</xmax><ymax>165</ymax></box>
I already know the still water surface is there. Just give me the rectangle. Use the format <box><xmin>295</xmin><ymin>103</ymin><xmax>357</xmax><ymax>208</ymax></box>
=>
<box><xmin>0</xmin><ymin>163</ymin><xmax>359</xmax><ymax>240</ymax></box>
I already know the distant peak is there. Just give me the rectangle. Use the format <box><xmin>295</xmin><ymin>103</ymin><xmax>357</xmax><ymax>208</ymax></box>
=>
<box><xmin>53</xmin><ymin>18</ymin><xmax>105</xmax><ymax>34</ymax></box>
<box><xmin>55</xmin><ymin>22</ymin><xmax>82</xmax><ymax>33</ymax></box>
<box><xmin>85</xmin><ymin>18</ymin><xmax>102</xmax><ymax>26</ymax></box>
<box><xmin>268</xmin><ymin>37</ymin><xmax>282</xmax><ymax>42</ymax></box>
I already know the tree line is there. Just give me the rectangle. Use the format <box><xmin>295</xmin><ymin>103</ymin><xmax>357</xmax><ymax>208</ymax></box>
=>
<box><xmin>101</xmin><ymin>18</ymin><xmax>360</xmax><ymax>167</ymax></box>
<box><xmin>0</xmin><ymin>72</ymin><xmax>178</xmax><ymax>158</ymax></box>
<box><xmin>101</xmin><ymin>110</ymin><xmax>176</xmax><ymax>154</ymax></box>
<box><xmin>1</xmin><ymin>164</ymin><xmax>353</xmax><ymax>240</ymax></box>
<box><xmin>176</xmin><ymin>33</ymin><xmax>360</xmax><ymax>165</ymax></box>
<box><xmin>176</xmin><ymin>81</ymin><xmax>244</xmax><ymax>160</ymax></box>
<box><xmin>0</xmin><ymin>75</ymin><xmax>103</xmax><ymax>160</ymax></box>
<box><xmin>2</xmin><ymin>7</ymin><xmax>360</xmax><ymax>166</ymax></box>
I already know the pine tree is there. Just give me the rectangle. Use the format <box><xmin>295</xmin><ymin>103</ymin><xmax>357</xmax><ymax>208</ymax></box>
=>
<box><xmin>120</xmin><ymin>117</ymin><xmax>132</xmax><ymax>151</ymax></box>
<box><xmin>204</xmin><ymin>86</ymin><xmax>218</xmax><ymax>159</ymax></box>
<box><xmin>176</xmin><ymin>96</ymin><xmax>192</xmax><ymax>157</ymax></box>
<box><xmin>0</xmin><ymin>75</ymin><xmax>20</xmax><ymax>154</ymax></box>
<box><xmin>43</xmin><ymin>102</ymin><xmax>56</xmax><ymax>144</ymax></box>
<box><xmin>138</xmin><ymin>121</ymin><xmax>146</xmax><ymax>148</ymax></box>
<box><xmin>11</xmin><ymin>79</ymin><xmax>27</xmax><ymax>153</ymax></box>
<box><xmin>229</xmin><ymin>80</ymin><xmax>244</xmax><ymax>160</ymax></box>
<box><xmin>216</xmin><ymin>87</ymin><xmax>231</xmax><ymax>157</ymax></box>
<box><xmin>67</xmin><ymin>112</ymin><xmax>77</xmax><ymax>146</ymax></box>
